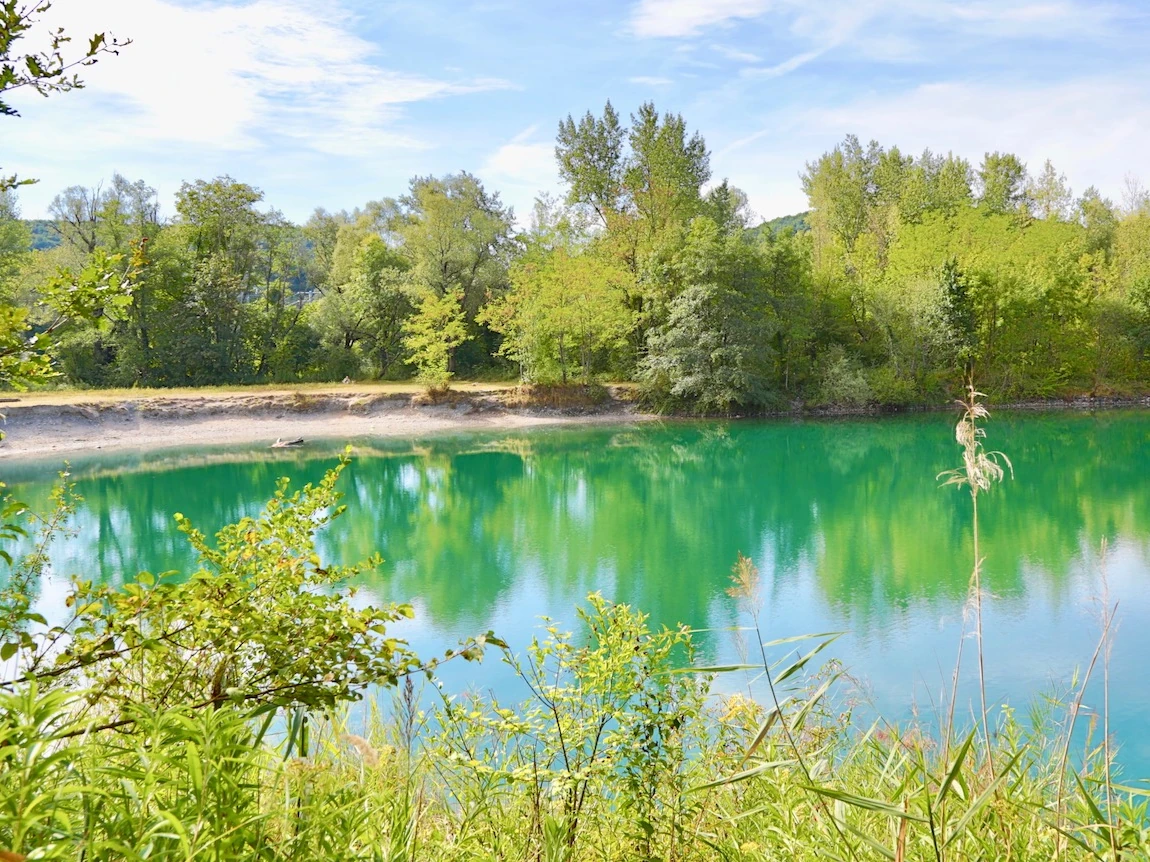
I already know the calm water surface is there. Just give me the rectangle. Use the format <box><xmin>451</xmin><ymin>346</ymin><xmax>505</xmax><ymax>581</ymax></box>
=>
<box><xmin>5</xmin><ymin>411</ymin><xmax>1150</xmax><ymax>775</ymax></box>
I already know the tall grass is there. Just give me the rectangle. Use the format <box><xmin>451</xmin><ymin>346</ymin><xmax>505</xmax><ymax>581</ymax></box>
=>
<box><xmin>1</xmin><ymin>397</ymin><xmax>1148</xmax><ymax>860</ymax></box>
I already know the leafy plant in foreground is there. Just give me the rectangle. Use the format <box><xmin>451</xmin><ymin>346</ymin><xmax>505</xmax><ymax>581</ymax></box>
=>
<box><xmin>1</xmin><ymin>456</ymin><xmax>493</xmax><ymax>725</ymax></box>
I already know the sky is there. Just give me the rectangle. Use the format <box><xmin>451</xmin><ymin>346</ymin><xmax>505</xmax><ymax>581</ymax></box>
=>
<box><xmin>3</xmin><ymin>0</ymin><xmax>1149</xmax><ymax>225</ymax></box>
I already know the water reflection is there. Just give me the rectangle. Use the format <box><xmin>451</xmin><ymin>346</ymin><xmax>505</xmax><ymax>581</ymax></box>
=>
<box><xmin>6</xmin><ymin>411</ymin><xmax>1150</xmax><ymax>773</ymax></box>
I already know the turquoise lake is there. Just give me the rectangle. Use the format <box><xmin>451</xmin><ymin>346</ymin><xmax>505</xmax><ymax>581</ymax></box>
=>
<box><xmin>4</xmin><ymin>410</ymin><xmax>1149</xmax><ymax>775</ymax></box>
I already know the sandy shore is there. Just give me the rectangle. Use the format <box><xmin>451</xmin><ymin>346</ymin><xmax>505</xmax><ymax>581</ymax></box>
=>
<box><xmin>0</xmin><ymin>389</ymin><xmax>651</xmax><ymax>458</ymax></box>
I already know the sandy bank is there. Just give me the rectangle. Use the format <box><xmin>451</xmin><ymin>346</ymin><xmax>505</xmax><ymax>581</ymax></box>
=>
<box><xmin>0</xmin><ymin>388</ymin><xmax>651</xmax><ymax>458</ymax></box>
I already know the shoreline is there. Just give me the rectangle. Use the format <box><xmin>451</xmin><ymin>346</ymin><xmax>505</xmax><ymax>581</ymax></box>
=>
<box><xmin>0</xmin><ymin>389</ymin><xmax>652</xmax><ymax>459</ymax></box>
<box><xmin>2</xmin><ymin>388</ymin><xmax>1147</xmax><ymax>460</ymax></box>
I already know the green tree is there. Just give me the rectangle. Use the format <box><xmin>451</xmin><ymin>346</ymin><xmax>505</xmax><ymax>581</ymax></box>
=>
<box><xmin>625</xmin><ymin>101</ymin><xmax>711</xmax><ymax>236</ymax></box>
<box><xmin>977</xmin><ymin>151</ymin><xmax>1029</xmax><ymax>214</ymax></box>
<box><xmin>48</xmin><ymin>183</ymin><xmax>103</xmax><ymax>253</ymax></box>
<box><xmin>313</xmin><ymin>228</ymin><xmax>416</xmax><ymax>378</ymax></box>
<box><xmin>555</xmin><ymin>100</ymin><xmax>626</xmax><ymax>226</ymax></box>
<box><xmin>640</xmin><ymin>218</ymin><xmax>780</xmax><ymax>412</ymax></box>
<box><xmin>801</xmin><ymin>135</ymin><xmax>881</xmax><ymax>267</ymax></box>
<box><xmin>1</xmin><ymin>248</ymin><xmax>134</xmax><ymax>389</ymax></box>
<box><xmin>402</xmin><ymin>287</ymin><xmax>471</xmax><ymax>391</ymax></box>
<box><xmin>1029</xmin><ymin>159</ymin><xmax>1073</xmax><ymax>221</ymax></box>
<box><xmin>396</xmin><ymin>172</ymin><xmax>514</xmax><ymax>317</ymax></box>
<box><xmin>0</xmin><ymin>187</ymin><xmax>29</xmax><ymax>290</ymax></box>
<box><xmin>480</xmin><ymin>248</ymin><xmax>634</xmax><ymax>384</ymax></box>
<box><xmin>1077</xmin><ymin>186</ymin><xmax>1118</xmax><ymax>255</ymax></box>
<box><xmin>702</xmin><ymin>180</ymin><xmax>752</xmax><ymax>235</ymax></box>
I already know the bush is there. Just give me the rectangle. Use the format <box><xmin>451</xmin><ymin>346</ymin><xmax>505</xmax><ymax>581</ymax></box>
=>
<box><xmin>866</xmin><ymin>363</ymin><xmax>919</xmax><ymax>407</ymax></box>
<box><xmin>816</xmin><ymin>346</ymin><xmax>872</xmax><ymax>407</ymax></box>
<box><xmin>54</xmin><ymin>327</ymin><xmax>116</xmax><ymax>387</ymax></box>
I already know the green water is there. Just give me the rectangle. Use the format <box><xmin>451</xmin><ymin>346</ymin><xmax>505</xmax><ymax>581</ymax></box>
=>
<box><xmin>5</xmin><ymin>411</ymin><xmax>1150</xmax><ymax>774</ymax></box>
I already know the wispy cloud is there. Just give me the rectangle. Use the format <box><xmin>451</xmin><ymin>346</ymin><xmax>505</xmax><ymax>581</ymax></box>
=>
<box><xmin>481</xmin><ymin>128</ymin><xmax>559</xmax><ymax>224</ymax></box>
<box><xmin>629</xmin><ymin>0</ymin><xmax>771</xmax><ymax>38</ymax></box>
<box><xmin>740</xmin><ymin>49</ymin><xmax>826</xmax><ymax>79</ymax></box>
<box><xmin>629</xmin><ymin>76</ymin><xmax>675</xmax><ymax>86</ymax></box>
<box><xmin>629</xmin><ymin>0</ymin><xmax>1120</xmax><ymax>44</ymax></box>
<box><xmin>710</xmin><ymin>44</ymin><xmax>762</xmax><ymax>63</ymax></box>
<box><xmin>10</xmin><ymin>0</ymin><xmax>511</xmax><ymax>156</ymax></box>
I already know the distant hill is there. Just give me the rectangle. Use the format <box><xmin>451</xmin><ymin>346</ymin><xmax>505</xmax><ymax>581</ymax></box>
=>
<box><xmin>746</xmin><ymin>211</ymin><xmax>810</xmax><ymax>242</ymax></box>
<box><xmin>763</xmin><ymin>211</ymin><xmax>810</xmax><ymax>234</ymax></box>
<box><xmin>25</xmin><ymin>220</ymin><xmax>61</xmax><ymax>251</ymax></box>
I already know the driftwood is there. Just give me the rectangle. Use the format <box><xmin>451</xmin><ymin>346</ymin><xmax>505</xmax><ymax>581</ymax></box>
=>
<box><xmin>270</xmin><ymin>437</ymin><xmax>305</xmax><ymax>448</ymax></box>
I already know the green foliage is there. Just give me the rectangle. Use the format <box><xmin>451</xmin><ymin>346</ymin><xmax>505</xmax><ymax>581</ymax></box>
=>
<box><xmin>402</xmin><ymin>288</ymin><xmax>471</xmax><ymax>391</ymax></box>
<box><xmin>1</xmin><ymin>459</ymin><xmax>458</xmax><ymax>718</ymax></box>
<box><xmin>432</xmin><ymin>594</ymin><xmax>709</xmax><ymax>858</ymax></box>
<box><xmin>396</xmin><ymin>172</ymin><xmax>514</xmax><ymax>318</ymax></box>
<box><xmin>312</xmin><ymin>229</ymin><xmax>416</xmax><ymax>378</ymax></box>
<box><xmin>4</xmin><ymin>98</ymin><xmax>1150</xmax><ymax>405</ymax></box>
<box><xmin>556</xmin><ymin>100</ymin><xmax>626</xmax><ymax>226</ymax></box>
<box><xmin>640</xmin><ymin>219</ymin><xmax>783</xmax><ymax>413</ymax></box>
<box><xmin>977</xmin><ymin>151</ymin><xmax>1030</xmax><ymax>214</ymax></box>
<box><xmin>481</xmin><ymin>247</ymin><xmax>634</xmax><ymax>384</ymax></box>
<box><xmin>817</xmin><ymin>345</ymin><xmax>872</xmax><ymax>407</ymax></box>
<box><xmin>0</xmin><ymin>592</ymin><xmax>1144</xmax><ymax>861</ymax></box>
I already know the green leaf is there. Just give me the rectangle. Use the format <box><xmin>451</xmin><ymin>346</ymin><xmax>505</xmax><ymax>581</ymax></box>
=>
<box><xmin>806</xmin><ymin>786</ymin><xmax>929</xmax><ymax>822</ymax></box>
<box><xmin>689</xmin><ymin>759</ymin><xmax>797</xmax><ymax>792</ymax></box>
<box><xmin>741</xmin><ymin>698</ymin><xmax>791</xmax><ymax>765</ymax></box>
<box><xmin>934</xmin><ymin>729</ymin><xmax>976</xmax><ymax>810</ymax></box>
<box><xmin>671</xmin><ymin>663</ymin><xmax>761</xmax><ymax>674</ymax></box>
<box><xmin>186</xmin><ymin>740</ymin><xmax>203</xmax><ymax>793</ymax></box>
<box><xmin>775</xmin><ymin>633</ymin><xmax>843</xmax><ymax>684</ymax></box>
<box><xmin>942</xmin><ymin>750</ymin><xmax>1024</xmax><ymax>847</ymax></box>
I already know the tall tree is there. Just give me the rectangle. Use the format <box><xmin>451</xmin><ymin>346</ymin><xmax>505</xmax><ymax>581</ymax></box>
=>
<box><xmin>99</xmin><ymin>173</ymin><xmax>161</xmax><ymax>248</ymax></box>
<box><xmin>480</xmin><ymin>248</ymin><xmax>634</xmax><ymax>384</ymax></box>
<box><xmin>702</xmin><ymin>180</ymin><xmax>752</xmax><ymax>235</ymax></box>
<box><xmin>396</xmin><ymin>172</ymin><xmax>514</xmax><ymax>317</ymax></box>
<box><xmin>48</xmin><ymin>183</ymin><xmax>105</xmax><ymax>253</ymax></box>
<box><xmin>555</xmin><ymin>101</ymin><xmax>626</xmax><ymax>226</ymax></box>
<box><xmin>640</xmin><ymin>217</ymin><xmax>781</xmax><ymax>412</ymax></box>
<box><xmin>976</xmin><ymin>152</ymin><xmax>1028</xmax><ymax>214</ymax></box>
<box><xmin>934</xmin><ymin>153</ymin><xmax>975</xmax><ymax>215</ymax></box>
<box><xmin>0</xmin><ymin>187</ymin><xmax>28</xmax><ymax>290</ymax></box>
<box><xmin>312</xmin><ymin>220</ymin><xmax>415</xmax><ymax>377</ymax></box>
<box><xmin>1076</xmin><ymin>186</ymin><xmax>1118</xmax><ymax>255</ymax></box>
<box><xmin>1028</xmin><ymin>159</ymin><xmax>1072</xmax><ymax>220</ymax></box>
<box><xmin>625</xmin><ymin>102</ymin><xmax>711</xmax><ymax>235</ymax></box>
<box><xmin>801</xmin><ymin>135</ymin><xmax>881</xmax><ymax>264</ymax></box>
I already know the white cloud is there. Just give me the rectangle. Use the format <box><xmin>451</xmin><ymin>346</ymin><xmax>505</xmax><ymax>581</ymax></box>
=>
<box><xmin>481</xmin><ymin>130</ymin><xmax>560</xmax><ymax>226</ymax></box>
<box><xmin>630</xmin><ymin>0</ymin><xmax>1116</xmax><ymax>43</ymax></box>
<box><xmin>629</xmin><ymin>76</ymin><xmax>675</xmax><ymax>86</ymax></box>
<box><xmin>4</xmin><ymin>0</ymin><xmax>511</xmax><ymax>213</ymax></box>
<box><xmin>710</xmin><ymin>44</ymin><xmax>762</xmax><ymax>63</ymax></box>
<box><xmin>715</xmin><ymin>75</ymin><xmax>1150</xmax><ymax>220</ymax></box>
<box><xmin>629</xmin><ymin>0</ymin><xmax>771</xmax><ymax>38</ymax></box>
<box><xmin>740</xmin><ymin>49</ymin><xmax>825</xmax><ymax>78</ymax></box>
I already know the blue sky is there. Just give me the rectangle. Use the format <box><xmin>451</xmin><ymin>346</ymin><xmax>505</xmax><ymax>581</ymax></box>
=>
<box><xmin>5</xmin><ymin>0</ymin><xmax>1149</xmax><ymax>224</ymax></box>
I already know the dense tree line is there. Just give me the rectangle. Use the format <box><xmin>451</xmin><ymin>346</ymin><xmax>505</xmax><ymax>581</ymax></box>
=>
<box><xmin>3</xmin><ymin>101</ymin><xmax>1150</xmax><ymax>407</ymax></box>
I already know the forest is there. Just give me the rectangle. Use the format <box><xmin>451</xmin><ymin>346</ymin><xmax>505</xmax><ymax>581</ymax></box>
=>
<box><xmin>3</xmin><ymin>100</ymin><xmax>1149</xmax><ymax>409</ymax></box>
